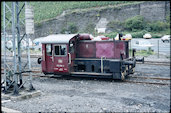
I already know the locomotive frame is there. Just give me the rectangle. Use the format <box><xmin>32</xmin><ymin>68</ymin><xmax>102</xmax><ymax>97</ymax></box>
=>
<box><xmin>38</xmin><ymin>34</ymin><xmax>142</xmax><ymax>80</ymax></box>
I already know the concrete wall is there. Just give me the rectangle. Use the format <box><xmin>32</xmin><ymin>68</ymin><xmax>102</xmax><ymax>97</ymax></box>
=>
<box><xmin>33</xmin><ymin>1</ymin><xmax>170</xmax><ymax>38</ymax></box>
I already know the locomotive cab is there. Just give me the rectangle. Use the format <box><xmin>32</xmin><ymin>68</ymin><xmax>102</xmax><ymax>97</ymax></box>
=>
<box><xmin>40</xmin><ymin>34</ymin><xmax>78</xmax><ymax>75</ymax></box>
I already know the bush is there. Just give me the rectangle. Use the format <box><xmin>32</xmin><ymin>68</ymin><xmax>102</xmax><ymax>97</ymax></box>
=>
<box><xmin>85</xmin><ymin>23</ymin><xmax>95</xmax><ymax>34</ymax></box>
<box><xmin>107</xmin><ymin>20</ymin><xmax>123</xmax><ymax>32</ymax></box>
<box><xmin>166</xmin><ymin>15</ymin><xmax>170</xmax><ymax>23</ymax></box>
<box><xmin>131</xmin><ymin>30</ymin><xmax>147</xmax><ymax>38</ymax></box>
<box><xmin>151</xmin><ymin>34</ymin><xmax>162</xmax><ymax>38</ymax></box>
<box><xmin>60</xmin><ymin>27</ymin><xmax>67</xmax><ymax>34</ymax></box>
<box><xmin>107</xmin><ymin>20</ymin><xmax>123</xmax><ymax>28</ymax></box>
<box><xmin>104</xmin><ymin>32</ymin><xmax>117</xmax><ymax>38</ymax></box>
<box><xmin>68</xmin><ymin>23</ymin><xmax>78</xmax><ymax>33</ymax></box>
<box><xmin>60</xmin><ymin>23</ymin><xmax>78</xmax><ymax>34</ymax></box>
<box><xmin>146</xmin><ymin>21</ymin><xmax>169</xmax><ymax>32</ymax></box>
<box><xmin>124</xmin><ymin>15</ymin><xmax>145</xmax><ymax>31</ymax></box>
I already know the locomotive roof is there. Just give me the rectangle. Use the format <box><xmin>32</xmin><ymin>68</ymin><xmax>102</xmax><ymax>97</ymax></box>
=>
<box><xmin>41</xmin><ymin>34</ymin><xmax>77</xmax><ymax>44</ymax></box>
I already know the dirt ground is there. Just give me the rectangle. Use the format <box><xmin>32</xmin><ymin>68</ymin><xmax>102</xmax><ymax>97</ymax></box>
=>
<box><xmin>1</xmin><ymin>54</ymin><xmax>170</xmax><ymax>112</ymax></box>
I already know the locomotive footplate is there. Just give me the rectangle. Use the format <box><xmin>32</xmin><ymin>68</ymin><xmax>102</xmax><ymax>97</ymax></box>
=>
<box><xmin>70</xmin><ymin>72</ymin><xmax>113</xmax><ymax>78</ymax></box>
<box><xmin>74</xmin><ymin>58</ymin><xmax>136</xmax><ymax>80</ymax></box>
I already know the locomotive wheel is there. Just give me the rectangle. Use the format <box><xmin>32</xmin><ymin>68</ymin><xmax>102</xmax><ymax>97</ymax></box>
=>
<box><xmin>121</xmin><ymin>70</ymin><xmax>126</xmax><ymax>81</ymax></box>
<box><xmin>126</xmin><ymin>65</ymin><xmax>129</xmax><ymax>75</ymax></box>
<box><xmin>130</xmin><ymin>67</ymin><xmax>135</xmax><ymax>74</ymax></box>
<box><xmin>129</xmin><ymin>65</ymin><xmax>132</xmax><ymax>74</ymax></box>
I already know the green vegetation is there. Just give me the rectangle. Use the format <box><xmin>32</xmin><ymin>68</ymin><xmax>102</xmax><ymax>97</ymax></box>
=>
<box><xmin>84</xmin><ymin>23</ymin><xmax>96</xmax><ymax>34</ymax></box>
<box><xmin>124</xmin><ymin>15</ymin><xmax>145</xmax><ymax>32</ymax></box>
<box><xmin>107</xmin><ymin>20</ymin><xmax>123</xmax><ymax>32</ymax></box>
<box><xmin>133</xmin><ymin>48</ymin><xmax>154</xmax><ymax>57</ymax></box>
<box><xmin>104</xmin><ymin>15</ymin><xmax>170</xmax><ymax>38</ymax></box>
<box><xmin>1</xmin><ymin>2</ymin><xmax>169</xmax><ymax>38</ymax></box>
<box><xmin>60</xmin><ymin>22</ymin><xmax>78</xmax><ymax>34</ymax></box>
<box><xmin>29</xmin><ymin>1</ymin><xmax>135</xmax><ymax>23</ymax></box>
<box><xmin>1</xmin><ymin>1</ymin><xmax>137</xmax><ymax>28</ymax></box>
<box><xmin>123</xmin><ymin>15</ymin><xmax>170</xmax><ymax>33</ymax></box>
<box><xmin>103</xmin><ymin>32</ymin><xmax>118</xmax><ymax>39</ymax></box>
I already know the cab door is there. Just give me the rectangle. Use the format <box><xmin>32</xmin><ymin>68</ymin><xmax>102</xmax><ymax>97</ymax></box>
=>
<box><xmin>53</xmin><ymin>44</ymin><xmax>70</xmax><ymax>74</ymax></box>
<box><xmin>45</xmin><ymin>44</ymin><xmax>54</xmax><ymax>73</ymax></box>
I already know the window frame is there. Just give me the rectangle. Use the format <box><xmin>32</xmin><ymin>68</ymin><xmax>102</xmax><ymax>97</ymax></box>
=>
<box><xmin>46</xmin><ymin>44</ymin><xmax>52</xmax><ymax>56</ymax></box>
<box><xmin>53</xmin><ymin>44</ymin><xmax>67</xmax><ymax>57</ymax></box>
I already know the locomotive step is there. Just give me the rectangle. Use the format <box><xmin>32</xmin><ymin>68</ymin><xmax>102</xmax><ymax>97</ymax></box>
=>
<box><xmin>70</xmin><ymin>72</ymin><xmax>112</xmax><ymax>76</ymax></box>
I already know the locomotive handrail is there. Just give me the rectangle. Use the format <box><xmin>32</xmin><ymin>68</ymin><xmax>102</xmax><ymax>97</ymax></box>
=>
<box><xmin>52</xmin><ymin>50</ymin><xmax>54</xmax><ymax>62</ymax></box>
<box><xmin>43</xmin><ymin>50</ymin><xmax>45</xmax><ymax>61</ymax></box>
<box><xmin>68</xmin><ymin>53</ymin><xmax>71</xmax><ymax>64</ymax></box>
<box><xmin>101</xmin><ymin>56</ymin><xmax>106</xmax><ymax>73</ymax></box>
<box><xmin>101</xmin><ymin>57</ymin><xmax>103</xmax><ymax>73</ymax></box>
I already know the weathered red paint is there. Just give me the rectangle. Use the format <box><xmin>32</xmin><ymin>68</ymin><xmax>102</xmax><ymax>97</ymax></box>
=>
<box><xmin>41</xmin><ymin>44</ymin><xmax>46</xmax><ymax>73</ymax></box>
<box><xmin>76</xmin><ymin>40</ymin><xmax>127</xmax><ymax>59</ymax></box>
<box><xmin>46</xmin><ymin>44</ymin><xmax>54</xmax><ymax>73</ymax></box>
<box><xmin>114</xmin><ymin>41</ymin><xmax>126</xmax><ymax>59</ymax></box>
<box><xmin>79</xmin><ymin>34</ymin><xmax>91</xmax><ymax>40</ymax></box>
<box><xmin>53</xmin><ymin>44</ymin><xmax>70</xmax><ymax>74</ymax></box>
<box><xmin>96</xmin><ymin>41</ymin><xmax>114</xmax><ymax>58</ymax></box>
<box><xmin>41</xmin><ymin>34</ymin><xmax>129</xmax><ymax>74</ymax></box>
<box><xmin>77</xmin><ymin>41</ymin><xmax>96</xmax><ymax>58</ymax></box>
<box><xmin>69</xmin><ymin>38</ymin><xmax>76</xmax><ymax>72</ymax></box>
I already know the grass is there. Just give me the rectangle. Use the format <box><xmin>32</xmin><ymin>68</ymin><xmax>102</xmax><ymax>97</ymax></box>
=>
<box><xmin>134</xmin><ymin>49</ymin><xmax>155</xmax><ymax>57</ymax></box>
<box><xmin>29</xmin><ymin>1</ymin><xmax>138</xmax><ymax>23</ymax></box>
<box><xmin>1</xmin><ymin>1</ymin><xmax>141</xmax><ymax>28</ymax></box>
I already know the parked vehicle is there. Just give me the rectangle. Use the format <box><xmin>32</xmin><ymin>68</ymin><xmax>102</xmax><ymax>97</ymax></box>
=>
<box><xmin>122</xmin><ymin>34</ymin><xmax>132</xmax><ymax>41</ymax></box>
<box><xmin>161</xmin><ymin>35</ymin><xmax>170</xmax><ymax>43</ymax></box>
<box><xmin>143</xmin><ymin>33</ymin><xmax>152</xmax><ymax>39</ymax></box>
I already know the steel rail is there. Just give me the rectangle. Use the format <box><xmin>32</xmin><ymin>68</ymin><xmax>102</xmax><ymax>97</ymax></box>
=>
<box><xmin>124</xmin><ymin>80</ymin><xmax>170</xmax><ymax>86</ymax></box>
<box><xmin>2</xmin><ymin>70</ymin><xmax>170</xmax><ymax>86</ymax></box>
<box><xmin>129</xmin><ymin>75</ymin><xmax>171</xmax><ymax>80</ymax></box>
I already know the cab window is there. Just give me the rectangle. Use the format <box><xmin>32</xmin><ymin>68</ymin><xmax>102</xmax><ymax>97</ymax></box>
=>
<box><xmin>69</xmin><ymin>41</ymin><xmax>75</xmax><ymax>53</ymax></box>
<box><xmin>46</xmin><ymin>44</ymin><xmax>52</xmax><ymax>56</ymax></box>
<box><xmin>54</xmin><ymin>45</ymin><xmax>67</xmax><ymax>56</ymax></box>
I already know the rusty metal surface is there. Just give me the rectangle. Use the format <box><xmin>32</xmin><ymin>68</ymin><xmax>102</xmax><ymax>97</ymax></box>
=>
<box><xmin>77</xmin><ymin>41</ymin><xmax>96</xmax><ymax>58</ymax></box>
<box><xmin>96</xmin><ymin>41</ymin><xmax>114</xmax><ymax>58</ymax></box>
<box><xmin>114</xmin><ymin>41</ymin><xmax>126</xmax><ymax>59</ymax></box>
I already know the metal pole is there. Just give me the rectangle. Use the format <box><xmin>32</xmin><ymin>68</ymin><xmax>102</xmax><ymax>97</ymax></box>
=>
<box><xmin>3</xmin><ymin>2</ymin><xmax>7</xmax><ymax>92</ymax></box>
<box><xmin>12</xmin><ymin>2</ymin><xmax>19</xmax><ymax>95</ymax></box>
<box><xmin>27</xmin><ymin>34</ymin><xmax>35</xmax><ymax>91</ymax></box>
<box><xmin>130</xmin><ymin>40</ymin><xmax>131</xmax><ymax>57</ymax></box>
<box><xmin>16</xmin><ymin>2</ymin><xmax>22</xmax><ymax>86</ymax></box>
<box><xmin>25</xmin><ymin>2</ymin><xmax>35</xmax><ymax>91</ymax></box>
<box><xmin>158</xmin><ymin>40</ymin><xmax>159</xmax><ymax>58</ymax></box>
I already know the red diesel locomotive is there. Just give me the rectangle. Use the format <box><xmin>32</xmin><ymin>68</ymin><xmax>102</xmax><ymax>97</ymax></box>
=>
<box><xmin>38</xmin><ymin>34</ymin><xmax>142</xmax><ymax>80</ymax></box>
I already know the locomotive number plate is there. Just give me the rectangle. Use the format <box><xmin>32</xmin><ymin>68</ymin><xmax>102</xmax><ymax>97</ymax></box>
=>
<box><xmin>58</xmin><ymin>59</ymin><xmax>63</xmax><ymax>63</ymax></box>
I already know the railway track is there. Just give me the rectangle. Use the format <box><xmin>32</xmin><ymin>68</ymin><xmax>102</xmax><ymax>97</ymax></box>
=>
<box><xmin>1</xmin><ymin>69</ymin><xmax>170</xmax><ymax>86</ymax></box>
<box><xmin>137</xmin><ymin>61</ymin><xmax>170</xmax><ymax>66</ymax></box>
<box><xmin>25</xmin><ymin>72</ymin><xmax>171</xmax><ymax>86</ymax></box>
<box><xmin>125</xmin><ymin>75</ymin><xmax>170</xmax><ymax>86</ymax></box>
<box><xmin>124</xmin><ymin>80</ymin><xmax>170</xmax><ymax>86</ymax></box>
<box><xmin>1</xmin><ymin>54</ymin><xmax>170</xmax><ymax>86</ymax></box>
<box><xmin>2</xmin><ymin>54</ymin><xmax>170</xmax><ymax>66</ymax></box>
